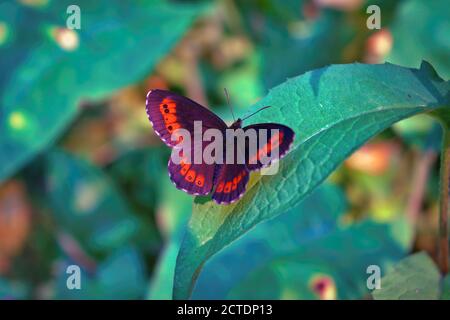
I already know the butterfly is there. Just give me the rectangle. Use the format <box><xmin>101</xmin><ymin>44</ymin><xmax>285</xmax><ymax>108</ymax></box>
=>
<box><xmin>146</xmin><ymin>89</ymin><xmax>295</xmax><ymax>205</ymax></box>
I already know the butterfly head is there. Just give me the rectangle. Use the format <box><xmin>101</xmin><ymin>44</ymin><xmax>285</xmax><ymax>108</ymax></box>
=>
<box><xmin>230</xmin><ymin>118</ymin><xmax>243</xmax><ymax>129</ymax></box>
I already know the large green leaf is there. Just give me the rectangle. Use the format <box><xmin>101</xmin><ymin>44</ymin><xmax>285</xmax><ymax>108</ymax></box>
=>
<box><xmin>173</xmin><ymin>62</ymin><xmax>450</xmax><ymax>299</ymax></box>
<box><xmin>372</xmin><ymin>252</ymin><xmax>441</xmax><ymax>300</ymax></box>
<box><xmin>193</xmin><ymin>184</ymin><xmax>409</xmax><ymax>299</ymax></box>
<box><xmin>388</xmin><ymin>0</ymin><xmax>450</xmax><ymax>79</ymax></box>
<box><xmin>192</xmin><ymin>184</ymin><xmax>346</xmax><ymax>299</ymax></box>
<box><xmin>0</xmin><ymin>0</ymin><xmax>207</xmax><ymax>182</ymax></box>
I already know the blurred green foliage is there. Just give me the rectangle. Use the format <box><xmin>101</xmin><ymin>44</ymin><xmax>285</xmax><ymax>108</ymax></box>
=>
<box><xmin>372</xmin><ymin>252</ymin><xmax>442</xmax><ymax>300</ymax></box>
<box><xmin>0</xmin><ymin>0</ymin><xmax>449</xmax><ymax>300</ymax></box>
<box><xmin>0</xmin><ymin>0</ymin><xmax>206</xmax><ymax>183</ymax></box>
<box><xmin>55</xmin><ymin>246</ymin><xmax>147</xmax><ymax>299</ymax></box>
<box><xmin>388</xmin><ymin>0</ymin><xmax>450</xmax><ymax>79</ymax></box>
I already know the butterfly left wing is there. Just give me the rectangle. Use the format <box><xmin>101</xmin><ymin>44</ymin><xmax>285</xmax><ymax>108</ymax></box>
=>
<box><xmin>243</xmin><ymin>123</ymin><xmax>295</xmax><ymax>171</ymax></box>
<box><xmin>168</xmin><ymin>139</ymin><xmax>216</xmax><ymax>196</ymax></box>
<box><xmin>146</xmin><ymin>89</ymin><xmax>227</xmax><ymax>147</ymax></box>
<box><xmin>147</xmin><ymin>90</ymin><xmax>228</xmax><ymax>196</ymax></box>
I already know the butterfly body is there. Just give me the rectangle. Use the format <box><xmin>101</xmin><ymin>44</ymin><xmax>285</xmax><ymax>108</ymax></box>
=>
<box><xmin>146</xmin><ymin>89</ymin><xmax>295</xmax><ymax>205</ymax></box>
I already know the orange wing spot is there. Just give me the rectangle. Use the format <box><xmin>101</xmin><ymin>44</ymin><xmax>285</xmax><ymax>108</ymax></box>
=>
<box><xmin>216</xmin><ymin>182</ymin><xmax>224</xmax><ymax>193</ymax></box>
<box><xmin>159</xmin><ymin>98</ymin><xmax>177</xmax><ymax>114</ymax></box>
<box><xmin>195</xmin><ymin>174</ymin><xmax>205</xmax><ymax>187</ymax></box>
<box><xmin>180</xmin><ymin>164</ymin><xmax>191</xmax><ymax>176</ymax></box>
<box><xmin>164</xmin><ymin>114</ymin><xmax>178</xmax><ymax>124</ymax></box>
<box><xmin>185</xmin><ymin>169</ymin><xmax>196</xmax><ymax>182</ymax></box>
<box><xmin>223</xmin><ymin>182</ymin><xmax>232</xmax><ymax>193</ymax></box>
<box><xmin>166</xmin><ymin>123</ymin><xmax>181</xmax><ymax>133</ymax></box>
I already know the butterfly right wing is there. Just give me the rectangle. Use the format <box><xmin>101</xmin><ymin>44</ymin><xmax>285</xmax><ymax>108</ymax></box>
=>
<box><xmin>146</xmin><ymin>89</ymin><xmax>227</xmax><ymax>147</ymax></box>
<box><xmin>243</xmin><ymin>123</ymin><xmax>295</xmax><ymax>171</ymax></box>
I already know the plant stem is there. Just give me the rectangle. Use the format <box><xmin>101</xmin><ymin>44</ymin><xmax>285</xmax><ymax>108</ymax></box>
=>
<box><xmin>438</xmin><ymin>122</ymin><xmax>450</xmax><ymax>275</ymax></box>
<box><xmin>406</xmin><ymin>150</ymin><xmax>437</xmax><ymax>224</ymax></box>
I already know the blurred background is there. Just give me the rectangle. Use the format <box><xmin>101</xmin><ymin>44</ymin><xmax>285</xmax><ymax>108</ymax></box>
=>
<box><xmin>0</xmin><ymin>0</ymin><xmax>449</xmax><ymax>299</ymax></box>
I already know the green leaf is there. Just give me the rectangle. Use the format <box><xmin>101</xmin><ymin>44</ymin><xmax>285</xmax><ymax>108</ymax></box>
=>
<box><xmin>228</xmin><ymin>221</ymin><xmax>406</xmax><ymax>299</ymax></box>
<box><xmin>372</xmin><ymin>252</ymin><xmax>441</xmax><ymax>300</ymax></box>
<box><xmin>173</xmin><ymin>62</ymin><xmax>450</xmax><ymax>299</ymax></box>
<box><xmin>192</xmin><ymin>183</ymin><xmax>346</xmax><ymax>298</ymax></box>
<box><xmin>45</xmin><ymin>149</ymin><xmax>142</xmax><ymax>255</ymax></box>
<box><xmin>193</xmin><ymin>184</ymin><xmax>408</xmax><ymax>299</ymax></box>
<box><xmin>0</xmin><ymin>0</ymin><xmax>207</xmax><ymax>182</ymax></box>
<box><xmin>388</xmin><ymin>0</ymin><xmax>450</xmax><ymax>79</ymax></box>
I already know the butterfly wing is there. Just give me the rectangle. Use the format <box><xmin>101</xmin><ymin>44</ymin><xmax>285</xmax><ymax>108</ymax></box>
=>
<box><xmin>168</xmin><ymin>139</ymin><xmax>216</xmax><ymax>196</ymax></box>
<box><xmin>146</xmin><ymin>90</ymin><xmax>226</xmax><ymax>195</ymax></box>
<box><xmin>211</xmin><ymin>137</ymin><xmax>250</xmax><ymax>204</ymax></box>
<box><xmin>146</xmin><ymin>89</ymin><xmax>227</xmax><ymax>147</ymax></box>
<box><xmin>212</xmin><ymin>163</ymin><xmax>249</xmax><ymax>204</ymax></box>
<box><xmin>243</xmin><ymin>123</ymin><xmax>295</xmax><ymax>171</ymax></box>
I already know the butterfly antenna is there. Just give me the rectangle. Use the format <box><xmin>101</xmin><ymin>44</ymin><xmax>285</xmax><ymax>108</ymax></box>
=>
<box><xmin>224</xmin><ymin>88</ymin><xmax>236</xmax><ymax>121</ymax></box>
<box><xmin>241</xmin><ymin>105</ymin><xmax>272</xmax><ymax>121</ymax></box>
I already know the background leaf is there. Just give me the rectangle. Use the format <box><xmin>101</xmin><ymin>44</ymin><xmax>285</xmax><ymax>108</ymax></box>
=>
<box><xmin>146</xmin><ymin>177</ymin><xmax>193</xmax><ymax>299</ymax></box>
<box><xmin>388</xmin><ymin>0</ymin><xmax>450</xmax><ymax>79</ymax></box>
<box><xmin>372</xmin><ymin>252</ymin><xmax>441</xmax><ymax>300</ymax></box>
<box><xmin>173</xmin><ymin>62</ymin><xmax>450</xmax><ymax>299</ymax></box>
<box><xmin>54</xmin><ymin>246</ymin><xmax>146</xmax><ymax>299</ymax></box>
<box><xmin>45</xmin><ymin>150</ymin><xmax>146</xmax><ymax>256</ymax></box>
<box><xmin>228</xmin><ymin>220</ymin><xmax>407</xmax><ymax>300</ymax></box>
<box><xmin>0</xmin><ymin>0</ymin><xmax>206</xmax><ymax>182</ymax></box>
